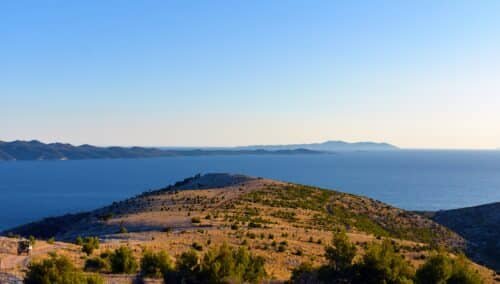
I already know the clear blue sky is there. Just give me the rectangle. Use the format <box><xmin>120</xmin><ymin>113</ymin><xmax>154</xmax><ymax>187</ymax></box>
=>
<box><xmin>2</xmin><ymin>1</ymin><xmax>499</xmax><ymax>149</ymax></box>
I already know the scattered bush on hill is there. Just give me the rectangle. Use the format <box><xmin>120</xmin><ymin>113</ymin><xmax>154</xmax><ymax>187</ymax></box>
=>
<box><xmin>415</xmin><ymin>253</ymin><xmax>482</xmax><ymax>284</ymax></box>
<box><xmin>84</xmin><ymin>256</ymin><xmax>110</xmax><ymax>273</ymax></box>
<box><xmin>75</xmin><ymin>236</ymin><xmax>83</xmax><ymax>245</ymax></box>
<box><xmin>166</xmin><ymin>243</ymin><xmax>266</xmax><ymax>283</ymax></box>
<box><xmin>325</xmin><ymin>229</ymin><xmax>357</xmax><ymax>272</ymax></box>
<box><xmin>354</xmin><ymin>239</ymin><xmax>414</xmax><ymax>284</ymax></box>
<box><xmin>25</xmin><ymin>253</ymin><xmax>103</xmax><ymax>284</ymax></box>
<box><xmin>292</xmin><ymin>233</ymin><xmax>412</xmax><ymax>283</ymax></box>
<box><xmin>140</xmin><ymin>250</ymin><xmax>174</xmax><ymax>278</ymax></box>
<box><xmin>292</xmin><ymin>231</ymin><xmax>484</xmax><ymax>284</ymax></box>
<box><xmin>109</xmin><ymin>246</ymin><xmax>138</xmax><ymax>274</ymax></box>
<box><xmin>81</xmin><ymin>236</ymin><xmax>100</xmax><ymax>255</ymax></box>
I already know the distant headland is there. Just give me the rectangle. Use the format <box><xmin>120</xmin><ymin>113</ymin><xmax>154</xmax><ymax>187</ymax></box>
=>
<box><xmin>0</xmin><ymin>140</ymin><xmax>398</xmax><ymax>161</ymax></box>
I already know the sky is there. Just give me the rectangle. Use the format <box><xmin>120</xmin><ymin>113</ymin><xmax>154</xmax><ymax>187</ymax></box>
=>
<box><xmin>1</xmin><ymin>1</ymin><xmax>500</xmax><ymax>149</ymax></box>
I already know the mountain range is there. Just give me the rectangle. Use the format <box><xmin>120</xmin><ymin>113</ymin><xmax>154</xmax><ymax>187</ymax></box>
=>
<box><xmin>0</xmin><ymin>140</ymin><xmax>397</xmax><ymax>161</ymax></box>
<box><xmin>235</xmin><ymin>140</ymin><xmax>398</xmax><ymax>151</ymax></box>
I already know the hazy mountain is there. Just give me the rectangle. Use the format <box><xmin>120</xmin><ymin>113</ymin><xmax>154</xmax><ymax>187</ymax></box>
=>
<box><xmin>235</xmin><ymin>140</ymin><xmax>398</xmax><ymax>152</ymax></box>
<box><xmin>0</xmin><ymin>140</ymin><xmax>324</xmax><ymax>161</ymax></box>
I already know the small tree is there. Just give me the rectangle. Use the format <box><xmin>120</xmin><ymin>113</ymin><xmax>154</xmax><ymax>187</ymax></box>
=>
<box><xmin>75</xmin><ymin>236</ymin><xmax>83</xmax><ymax>245</ymax></box>
<box><xmin>82</xmin><ymin>236</ymin><xmax>100</xmax><ymax>255</ymax></box>
<box><xmin>415</xmin><ymin>253</ymin><xmax>453</xmax><ymax>283</ymax></box>
<box><xmin>29</xmin><ymin>235</ymin><xmax>36</xmax><ymax>246</ymax></box>
<box><xmin>169</xmin><ymin>250</ymin><xmax>200</xmax><ymax>283</ymax></box>
<box><xmin>355</xmin><ymin>239</ymin><xmax>414</xmax><ymax>284</ymax></box>
<box><xmin>109</xmin><ymin>246</ymin><xmax>138</xmax><ymax>274</ymax></box>
<box><xmin>325</xmin><ymin>229</ymin><xmax>357</xmax><ymax>272</ymax></box>
<box><xmin>140</xmin><ymin>250</ymin><xmax>174</xmax><ymax>278</ymax></box>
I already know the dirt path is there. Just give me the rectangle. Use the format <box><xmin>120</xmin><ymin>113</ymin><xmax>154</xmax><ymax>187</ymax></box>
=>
<box><xmin>0</xmin><ymin>237</ymin><xmax>75</xmax><ymax>283</ymax></box>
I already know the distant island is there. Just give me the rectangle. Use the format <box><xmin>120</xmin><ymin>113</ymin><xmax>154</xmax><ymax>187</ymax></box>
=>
<box><xmin>0</xmin><ymin>139</ymin><xmax>398</xmax><ymax>161</ymax></box>
<box><xmin>235</xmin><ymin>140</ymin><xmax>398</xmax><ymax>152</ymax></box>
<box><xmin>0</xmin><ymin>140</ymin><xmax>324</xmax><ymax>161</ymax></box>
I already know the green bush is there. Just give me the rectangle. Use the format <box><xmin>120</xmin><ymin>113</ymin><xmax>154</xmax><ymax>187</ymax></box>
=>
<box><xmin>109</xmin><ymin>246</ymin><xmax>138</xmax><ymax>274</ymax></box>
<box><xmin>415</xmin><ymin>253</ymin><xmax>453</xmax><ymax>283</ymax></box>
<box><xmin>192</xmin><ymin>242</ymin><xmax>203</xmax><ymax>251</ymax></box>
<box><xmin>354</xmin><ymin>239</ymin><xmax>414</xmax><ymax>284</ymax></box>
<box><xmin>25</xmin><ymin>254</ymin><xmax>103</xmax><ymax>284</ymax></box>
<box><xmin>291</xmin><ymin>262</ymin><xmax>317</xmax><ymax>283</ymax></box>
<box><xmin>140</xmin><ymin>250</ymin><xmax>174</xmax><ymax>278</ymax></box>
<box><xmin>200</xmin><ymin>243</ymin><xmax>267</xmax><ymax>283</ymax></box>
<box><xmin>168</xmin><ymin>250</ymin><xmax>201</xmax><ymax>283</ymax></box>
<box><xmin>171</xmin><ymin>243</ymin><xmax>267</xmax><ymax>283</ymax></box>
<box><xmin>75</xmin><ymin>236</ymin><xmax>83</xmax><ymax>245</ymax></box>
<box><xmin>119</xmin><ymin>225</ymin><xmax>128</xmax><ymax>234</ymax></box>
<box><xmin>81</xmin><ymin>237</ymin><xmax>100</xmax><ymax>255</ymax></box>
<box><xmin>293</xmin><ymin>235</ymin><xmax>415</xmax><ymax>284</ymax></box>
<box><xmin>325</xmin><ymin>229</ymin><xmax>357</xmax><ymax>272</ymax></box>
<box><xmin>84</xmin><ymin>256</ymin><xmax>110</xmax><ymax>273</ymax></box>
<box><xmin>416</xmin><ymin>253</ymin><xmax>483</xmax><ymax>284</ymax></box>
<box><xmin>29</xmin><ymin>235</ymin><xmax>36</xmax><ymax>246</ymax></box>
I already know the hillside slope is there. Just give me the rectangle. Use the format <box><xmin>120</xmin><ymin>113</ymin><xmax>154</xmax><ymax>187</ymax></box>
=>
<box><xmin>3</xmin><ymin>173</ymin><xmax>496</xmax><ymax>282</ymax></box>
<box><xmin>431</xmin><ymin>202</ymin><xmax>500</xmax><ymax>271</ymax></box>
<box><xmin>4</xmin><ymin>174</ymin><xmax>461</xmax><ymax>247</ymax></box>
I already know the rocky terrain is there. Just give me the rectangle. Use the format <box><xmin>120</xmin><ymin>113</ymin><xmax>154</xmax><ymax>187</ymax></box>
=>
<box><xmin>1</xmin><ymin>173</ymin><xmax>498</xmax><ymax>283</ymax></box>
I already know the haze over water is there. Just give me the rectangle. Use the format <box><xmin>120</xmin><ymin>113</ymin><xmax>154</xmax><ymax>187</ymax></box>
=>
<box><xmin>1</xmin><ymin>150</ymin><xmax>500</xmax><ymax>231</ymax></box>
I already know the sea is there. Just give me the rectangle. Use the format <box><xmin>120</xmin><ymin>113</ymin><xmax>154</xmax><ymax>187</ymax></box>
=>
<box><xmin>1</xmin><ymin>150</ymin><xmax>500</xmax><ymax>231</ymax></box>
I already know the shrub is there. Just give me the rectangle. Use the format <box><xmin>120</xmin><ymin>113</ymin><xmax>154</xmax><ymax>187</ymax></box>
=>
<box><xmin>200</xmin><ymin>243</ymin><xmax>267</xmax><ymax>283</ymax></box>
<box><xmin>325</xmin><ymin>229</ymin><xmax>357</xmax><ymax>272</ymax></box>
<box><xmin>172</xmin><ymin>243</ymin><xmax>267</xmax><ymax>283</ymax></box>
<box><xmin>109</xmin><ymin>246</ymin><xmax>138</xmax><ymax>274</ymax></box>
<box><xmin>25</xmin><ymin>254</ymin><xmax>103</xmax><ymax>284</ymax></box>
<box><xmin>75</xmin><ymin>236</ymin><xmax>83</xmax><ymax>245</ymax></box>
<box><xmin>415</xmin><ymin>253</ymin><xmax>453</xmax><ymax>283</ymax></box>
<box><xmin>47</xmin><ymin>237</ymin><xmax>55</xmax><ymax>244</ymax></box>
<box><xmin>354</xmin><ymin>239</ymin><xmax>414</xmax><ymax>284</ymax></box>
<box><xmin>448</xmin><ymin>255</ymin><xmax>483</xmax><ymax>284</ymax></box>
<box><xmin>82</xmin><ymin>237</ymin><xmax>100</xmax><ymax>256</ymax></box>
<box><xmin>291</xmin><ymin>262</ymin><xmax>317</xmax><ymax>283</ymax></box>
<box><xmin>191</xmin><ymin>217</ymin><xmax>201</xmax><ymax>223</ymax></box>
<box><xmin>192</xmin><ymin>242</ymin><xmax>203</xmax><ymax>251</ymax></box>
<box><xmin>292</xmin><ymin>234</ymin><xmax>414</xmax><ymax>284</ymax></box>
<box><xmin>84</xmin><ymin>256</ymin><xmax>110</xmax><ymax>273</ymax></box>
<box><xmin>248</xmin><ymin>222</ymin><xmax>262</xmax><ymax>228</ymax></box>
<box><xmin>140</xmin><ymin>250</ymin><xmax>174</xmax><ymax>278</ymax></box>
<box><xmin>29</xmin><ymin>235</ymin><xmax>36</xmax><ymax>246</ymax></box>
<box><xmin>277</xmin><ymin>244</ymin><xmax>286</xmax><ymax>252</ymax></box>
<box><xmin>119</xmin><ymin>225</ymin><xmax>128</xmax><ymax>234</ymax></box>
<box><xmin>416</xmin><ymin>253</ymin><xmax>483</xmax><ymax>284</ymax></box>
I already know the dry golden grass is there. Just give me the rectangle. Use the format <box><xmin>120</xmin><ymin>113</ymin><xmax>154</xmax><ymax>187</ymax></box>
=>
<box><xmin>1</xmin><ymin>175</ymin><xmax>498</xmax><ymax>283</ymax></box>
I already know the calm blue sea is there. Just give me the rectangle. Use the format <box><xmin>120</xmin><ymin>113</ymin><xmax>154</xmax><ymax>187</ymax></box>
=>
<box><xmin>1</xmin><ymin>150</ymin><xmax>500</xmax><ymax>231</ymax></box>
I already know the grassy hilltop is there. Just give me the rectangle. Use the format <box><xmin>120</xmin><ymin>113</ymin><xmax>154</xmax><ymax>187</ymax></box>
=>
<box><xmin>1</xmin><ymin>174</ymin><xmax>497</xmax><ymax>283</ymax></box>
